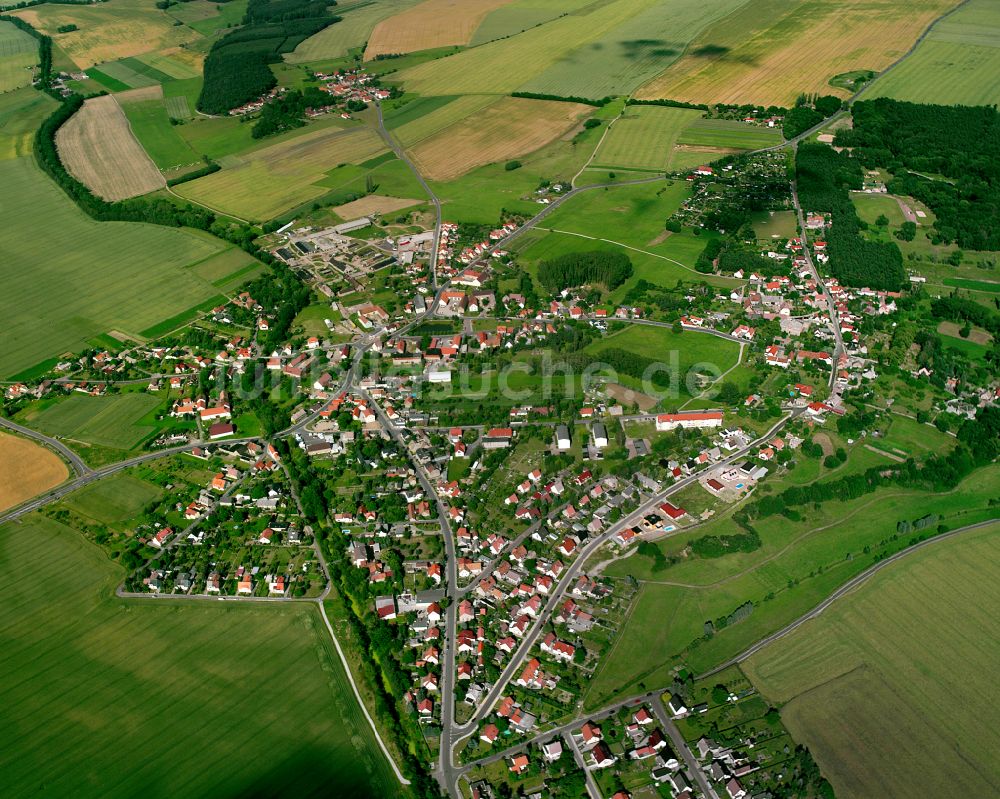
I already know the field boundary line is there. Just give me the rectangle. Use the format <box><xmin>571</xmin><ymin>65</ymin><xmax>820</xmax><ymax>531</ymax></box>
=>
<box><xmin>317</xmin><ymin>600</ymin><xmax>412</xmax><ymax>786</ymax></box>
<box><xmin>537</xmin><ymin>226</ymin><xmax>708</xmax><ymax>275</ymax></box>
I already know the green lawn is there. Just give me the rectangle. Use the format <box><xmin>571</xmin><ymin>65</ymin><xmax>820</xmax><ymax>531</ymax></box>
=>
<box><xmin>0</xmin><ymin>514</ymin><xmax>404</xmax><ymax>798</ymax></box>
<box><xmin>62</xmin><ymin>473</ymin><xmax>163</xmax><ymax>523</ymax></box>
<box><xmin>851</xmin><ymin>192</ymin><xmax>906</xmax><ymax>227</ymax></box>
<box><xmin>593</xmin><ymin>106</ymin><xmax>704</xmax><ymax>171</ymax></box>
<box><xmin>586</xmin><ymin>463</ymin><xmax>1000</xmax><ymax>706</ymax></box>
<box><xmin>19</xmin><ymin>393</ymin><xmax>163</xmax><ymax>450</ymax></box>
<box><xmin>743</xmin><ymin>522</ymin><xmax>1000</xmax><ymax>799</ymax></box>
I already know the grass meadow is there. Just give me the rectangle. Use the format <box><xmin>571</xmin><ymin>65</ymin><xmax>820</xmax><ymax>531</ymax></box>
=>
<box><xmin>0</xmin><ymin>514</ymin><xmax>403</xmax><ymax>798</ymax></box>
<box><xmin>864</xmin><ymin>0</ymin><xmax>1000</xmax><ymax>106</ymax></box>
<box><xmin>62</xmin><ymin>472</ymin><xmax>163</xmax><ymax>523</ymax></box>
<box><xmin>0</xmin><ymin>150</ymin><xmax>253</xmax><ymax>378</ymax></box>
<box><xmin>743</xmin><ymin>522</ymin><xmax>1000</xmax><ymax>799</ymax></box>
<box><xmin>121</xmin><ymin>98</ymin><xmax>200</xmax><ymax>170</ymax></box>
<box><xmin>0</xmin><ymin>20</ymin><xmax>40</xmax><ymax>93</ymax></box>
<box><xmin>676</xmin><ymin>118</ymin><xmax>782</xmax><ymax>150</ymax></box>
<box><xmin>593</xmin><ymin>106</ymin><xmax>703</xmax><ymax>171</ymax></box>
<box><xmin>585</xmin><ymin>462</ymin><xmax>1000</xmax><ymax>707</ymax></box>
<box><xmin>636</xmin><ymin>0</ymin><xmax>957</xmax><ymax>105</ymax></box>
<box><xmin>19</xmin><ymin>393</ymin><xmax>163</xmax><ymax>450</ymax></box>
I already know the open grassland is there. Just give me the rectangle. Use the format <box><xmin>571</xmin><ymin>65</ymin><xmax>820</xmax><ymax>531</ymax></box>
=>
<box><xmin>677</xmin><ymin>118</ymin><xmax>782</xmax><ymax>150</ymax></box>
<box><xmin>19</xmin><ymin>393</ymin><xmax>162</xmax><ymax>450</ymax></box>
<box><xmin>364</xmin><ymin>0</ymin><xmax>512</xmax><ymax>59</ymax></box>
<box><xmin>121</xmin><ymin>97</ymin><xmax>199</xmax><ymax>170</ymax></box>
<box><xmin>586</xmin><ymin>463</ymin><xmax>1000</xmax><ymax>707</ymax></box>
<box><xmin>743</xmin><ymin>524</ymin><xmax>1000</xmax><ymax>799</ymax></box>
<box><xmin>0</xmin><ymin>148</ymin><xmax>252</xmax><ymax>378</ymax></box>
<box><xmin>331</xmin><ymin>193</ymin><xmax>423</xmax><ymax>219</ymax></box>
<box><xmin>62</xmin><ymin>473</ymin><xmax>162</xmax><ymax>524</ymax></box>
<box><xmin>0</xmin><ymin>433</ymin><xmax>68</xmax><ymax>512</ymax></box>
<box><xmin>56</xmin><ymin>95</ymin><xmax>164</xmax><ymax>200</ymax></box>
<box><xmin>0</xmin><ymin>20</ymin><xmax>39</xmax><ymax>93</ymax></box>
<box><xmin>593</xmin><ymin>106</ymin><xmax>703</xmax><ymax>171</ymax></box>
<box><xmin>288</xmin><ymin>0</ymin><xmax>422</xmax><ymax>63</ymax></box>
<box><xmin>470</xmin><ymin>0</ymin><xmax>595</xmax><ymax>45</ymax></box>
<box><xmin>521</xmin><ymin>0</ymin><xmax>746</xmax><ymax>98</ymax></box>
<box><xmin>865</xmin><ymin>0</ymin><xmax>1000</xmax><ymax>106</ymax></box>
<box><xmin>409</xmin><ymin>96</ymin><xmax>589</xmax><ymax>180</ymax></box>
<box><xmin>14</xmin><ymin>0</ymin><xmax>201</xmax><ymax>69</ymax></box>
<box><xmin>175</xmin><ymin>125</ymin><xmax>387</xmax><ymax>220</ymax></box>
<box><xmin>636</xmin><ymin>0</ymin><xmax>959</xmax><ymax>106</ymax></box>
<box><xmin>0</xmin><ymin>86</ymin><xmax>55</xmax><ymax>160</ymax></box>
<box><xmin>0</xmin><ymin>514</ymin><xmax>401</xmax><ymax>798</ymax></box>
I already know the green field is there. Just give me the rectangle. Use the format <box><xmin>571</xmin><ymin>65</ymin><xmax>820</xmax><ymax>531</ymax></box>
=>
<box><xmin>470</xmin><ymin>0</ymin><xmax>595</xmax><ymax>44</ymax></box>
<box><xmin>287</xmin><ymin>0</ymin><xmax>420</xmax><ymax>62</ymax></box>
<box><xmin>851</xmin><ymin>192</ymin><xmax>906</xmax><ymax>227</ymax></box>
<box><xmin>90</xmin><ymin>57</ymin><xmax>174</xmax><ymax>89</ymax></box>
<box><xmin>0</xmin><ymin>514</ymin><xmax>402</xmax><ymax>798</ymax></box>
<box><xmin>865</xmin><ymin>0</ymin><xmax>1000</xmax><ymax>106</ymax></box>
<box><xmin>122</xmin><ymin>98</ymin><xmax>200</xmax><ymax>170</ymax></box>
<box><xmin>132</xmin><ymin>51</ymin><xmax>201</xmax><ymax>80</ymax></box>
<box><xmin>743</xmin><ymin>523</ymin><xmax>1000</xmax><ymax>799</ymax></box>
<box><xmin>943</xmin><ymin>276</ymin><xmax>1000</xmax><ymax>293</ymax></box>
<box><xmin>167</xmin><ymin>0</ymin><xmax>249</xmax><ymax>35</ymax></box>
<box><xmin>392</xmin><ymin>93</ymin><xmax>495</xmax><ymax>146</ymax></box>
<box><xmin>0</xmin><ymin>20</ymin><xmax>39</xmax><ymax>93</ymax></box>
<box><xmin>63</xmin><ymin>473</ymin><xmax>163</xmax><ymax>523</ymax></box>
<box><xmin>20</xmin><ymin>393</ymin><xmax>162</xmax><ymax>450</ymax></box>
<box><xmin>676</xmin><ymin>117</ymin><xmax>782</xmax><ymax>150</ymax></box>
<box><xmin>0</xmin><ymin>137</ymin><xmax>255</xmax><ymax>377</ymax></box>
<box><xmin>586</xmin><ymin>463</ymin><xmax>1000</xmax><ymax>706</ymax></box>
<box><xmin>593</xmin><ymin>106</ymin><xmax>703</xmax><ymax>171</ymax></box>
<box><xmin>752</xmin><ymin>209</ymin><xmax>797</xmax><ymax>241</ymax></box>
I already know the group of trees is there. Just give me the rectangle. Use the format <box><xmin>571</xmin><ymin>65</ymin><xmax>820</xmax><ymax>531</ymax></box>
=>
<box><xmin>197</xmin><ymin>0</ymin><xmax>341</xmax><ymax>114</ymax></box>
<box><xmin>796</xmin><ymin>143</ymin><xmax>905</xmax><ymax>290</ymax></box>
<box><xmin>783</xmin><ymin>94</ymin><xmax>843</xmax><ymax>138</ymax></box>
<box><xmin>251</xmin><ymin>86</ymin><xmax>339</xmax><ymax>138</ymax></box>
<box><xmin>536</xmin><ymin>249</ymin><xmax>633</xmax><ymax>291</ymax></box>
<box><xmin>837</xmin><ymin>98</ymin><xmax>1000</xmax><ymax>250</ymax></box>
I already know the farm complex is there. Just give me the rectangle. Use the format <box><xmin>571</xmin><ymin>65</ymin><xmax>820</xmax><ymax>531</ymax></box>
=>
<box><xmin>1</xmin><ymin>0</ymin><xmax>998</xmax><ymax>798</ymax></box>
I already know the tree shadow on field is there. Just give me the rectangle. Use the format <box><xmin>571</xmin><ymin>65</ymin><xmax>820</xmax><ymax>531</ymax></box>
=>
<box><xmin>219</xmin><ymin>746</ymin><xmax>389</xmax><ymax>799</ymax></box>
<box><xmin>690</xmin><ymin>43</ymin><xmax>758</xmax><ymax>64</ymax></box>
<box><xmin>620</xmin><ymin>38</ymin><xmax>679</xmax><ymax>59</ymax></box>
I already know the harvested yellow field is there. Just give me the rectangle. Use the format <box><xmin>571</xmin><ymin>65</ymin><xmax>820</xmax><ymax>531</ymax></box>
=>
<box><xmin>56</xmin><ymin>95</ymin><xmax>164</xmax><ymax>201</ymax></box>
<box><xmin>364</xmin><ymin>0</ymin><xmax>513</xmax><ymax>59</ymax></box>
<box><xmin>332</xmin><ymin>194</ymin><xmax>424</xmax><ymax>218</ymax></box>
<box><xmin>636</xmin><ymin>0</ymin><xmax>960</xmax><ymax>106</ymax></box>
<box><xmin>114</xmin><ymin>84</ymin><xmax>163</xmax><ymax>104</ymax></box>
<box><xmin>0</xmin><ymin>433</ymin><xmax>68</xmax><ymax>512</ymax></box>
<box><xmin>14</xmin><ymin>0</ymin><xmax>200</xmax><ymax>69</ymax></box>
<box><xmin>409</xmin><ymin>97</ymin><xmax>589</xmax><ymax>180</ymax></box>
<box><xmin>176</xmin><ymin>126</ymin><xmax>388</xmax><ymax>221</ymax></box>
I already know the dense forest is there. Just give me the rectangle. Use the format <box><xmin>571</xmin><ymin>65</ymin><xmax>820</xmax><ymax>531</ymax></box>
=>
<box><xmin>536</xmin><ymin>249</ymin><xmax>633</xmax><ymax>291</ymax></box>
<box><xmin>197</xmin><ymin>0</ymin><xmax>340</xmax><ymax>114</ymax></box>
<box><xmin>796</xmin><ymin>143</ymin><xmax>905</xmax><ymax>290</ymax></box>
<box><xmin>837</xmin><ymin>99</ymin><xmax>1000</xmax><ymax>250</ymax></box>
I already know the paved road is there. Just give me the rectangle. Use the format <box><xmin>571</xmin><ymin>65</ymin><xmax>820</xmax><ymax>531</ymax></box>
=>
<box><xmin>650</xmin><ymin>695</ymin><xmax>720</xmax><ymax>799</ymax></box>
<box><xmin>0</xmin><ymin>416</ymin><xmax>93</xmax><ymax>477</ymax></box>
<box><xmin>564</xmin><ymin>731</ymin><xmax>603</xmax><ymax>799</ymax></box>
<box><xmin>699</xmin><ymin>516</ymin><xmax>1000</xmax><ymax>679</ymax></box>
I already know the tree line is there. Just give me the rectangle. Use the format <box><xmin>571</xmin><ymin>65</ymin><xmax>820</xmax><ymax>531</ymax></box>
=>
<box><xmin>197</xmin><ymin>0</ymin><xmax>341</xmax><ymax>114</ymax></box>
<box><xmin>837</xmin><ymin>98</ymin><xmax>1000</xmax><ymax>250</ymax></box>
<box><xmin>536</xmin><ymin>249</ymin><xmax>633</xmax><ymax>291</ymax></box>
<box><xmin>796</xmin><ymin>143</ymin><xmax>905</xmax><ymax>290</ymax></box>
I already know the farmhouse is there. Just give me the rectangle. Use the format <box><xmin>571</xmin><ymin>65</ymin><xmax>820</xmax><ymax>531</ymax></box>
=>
<box><xmin>656</xmin><ymin>411</ymin><xmax>723</xmax><ymax>431</ymax></box>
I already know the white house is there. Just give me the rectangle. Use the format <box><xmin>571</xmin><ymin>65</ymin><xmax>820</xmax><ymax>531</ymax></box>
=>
<box><xmin>655</xmin><ymin>411</ymin><xmax>723</xmax><ymax>431</ymax></box>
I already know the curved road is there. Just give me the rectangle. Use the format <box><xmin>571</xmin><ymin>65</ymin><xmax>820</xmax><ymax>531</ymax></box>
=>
<box><xmin>0</xmin><ymin>416</ymin><xmax>93</xmax><ymax>477</ymax></box>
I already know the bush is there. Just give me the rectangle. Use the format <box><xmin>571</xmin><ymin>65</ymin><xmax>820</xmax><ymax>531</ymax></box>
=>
<box><xmin>504</xmin><ymin>160</ymin><xmax>522</xmax><ymax>171</ymax></box>
<box><xmin>583</xmin><ymin>118</ymin><xmax>601</xmax><ymax>129</ymax></box>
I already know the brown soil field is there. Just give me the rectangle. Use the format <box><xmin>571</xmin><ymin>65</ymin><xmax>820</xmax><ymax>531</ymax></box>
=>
<box><xmin>114</xmin><ymin>84</ymin><xmax>164</xmax><ymax>104</ymax></box>
<box><xmin>937</xmin><ymin>321</ymin><xmax>993</xmax><ymax>346</ymax></box>
<box><xmin>0</xmin><ymin>433</ymin><xmax>68</xmax><ymax>512</ymax></box>
<box><xmin>332</xmin><ymin>194</ymin><xmax>424</xmax><ymax>219</ymax></box>
<box><xmin>364</xmin><ymin>0</ymin><xmax>513</xmax><ymax>59</ymax></box>
<box><xmin>408</xmin><ymin>96</ymin><xmax>589</xmax><ymax>180</ymax></box>
<box><xmin>56</xmin><ymin>95</ymin><xmax>164</xmax><ymax>201</ymax></box>
<box><xmin>606</xmin><ymin>382</ymin><xmax>658</xmax><ymax>412</ymax></box>
<box><xmin>635</xmin><ymin>0</ymin><xmax>959</xmax><ymax>106</ymax></box>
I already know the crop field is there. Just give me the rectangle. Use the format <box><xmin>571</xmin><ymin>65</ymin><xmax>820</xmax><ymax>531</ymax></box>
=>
<box><xmin>62</xmin><ymin>473</ymin><xmax>163</xmax><ymax>524</ymax></box>
<box><xmin>520</xmin><ymin>0</ymin><xmax>746</xmax><ymax>98</ymax></box>
<box><xmin>175</xmin><ymin>126</ymin><xmax>387</xmax><ymax>221</ymax></box>
<box><xmin>676</xmin><ymin>118</ymin><xmax>782</xmax><ymax>150</ymax></box>
<box><xmin>166</xmin><ymin>0</ymin><xmax>248</xmax><ymax>35</ymax></box>
<box><xmin>586</xmin><ymin>463</ymin><xmax>1000</xmax><ymax>707</ymax></box>
<box><xmin>331</xmin><ymin>193</ymin><xmax>423</xmax><ymax>219</ymax></box>
<box><xmin>14</xmin><ymin>0</ymin><xmax>201</xmax><ymax>69</ymax></box>
<box><xmin>409</xmin><ymin>96</ymin><xmax>589</xmax><ymax>180</ymax></box>
<box><xmin>88</xmin><ymin>56</ymin><xmax>175</xmax><ymax>89</ymax></box>
<box><xmin>288</xmin><ymin>0</ymin><xmax>423</xmax><ymax>63</ymax></box>
<box><xmin>364</xmin><ymin>0</ymin><xmax>512</xmax><ymax>59</ymax></box>
<box><xmin>0</xmin><ymin>515</ymin><xmax>401</xmax><ymax>798</ymax></box>
<box><xmin>56</xmin><ymin>95</ymin><xmax>164</xmax><ymax>200</ymax></box>
<box><xmin>743</xmin><ymin>524</ymin><xmax>1000</xmax><ymax>799</ymax></box>
<box><xmin>132</xmin><ymin>50</ymin><xmax>201</xmax><ymax>79</ymax></box>
<box><xmin>635</xmin><ymin>0</ymin><xmax>958</xmax><ymax>106</ymax></box>
<box><xmin>469</xmin><ymin>0</ymin><xmax>595</xmax><ymax>45</ymax></box>
<box><xmin>0</xmin><ymin>433</ymin><xmax>68</xmax><ymax>512</ymax></box>
<box><xmin>392</xmin><ymin>93</ymin><xmax>495</xmax><ymax>146</ymax></box>
<box><xmin>0</xmin><ymin>150</ymin><xmax>250</xmax><ymax>378</ymax></box>
<box><xmin>20</xmin><ymin>393</ymin><xmax>162</xmax><ymax>450</ymax></box>
<box><xmin>0</xmin><ymin>20</ymin><xmax>39</xmax><ymax>93</ymax></box>
<box><xmin>593</xmin><ymin>106</ymin><xmax>703</xmax><ymax>171</ymax></box>
<box><xmin>865</xmin><ymin>0</ymin><xmax>1000</xmax><ymax>106</ymax></box>
<box><xmin>121</xmin><ymin>98</ymin><xmax>199</xmax><ymax>170</ymax></box>
<box><xmin>0</xmin><ymin>86</ymin><xmax>57</xmax><ymax>160</ymax></box>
